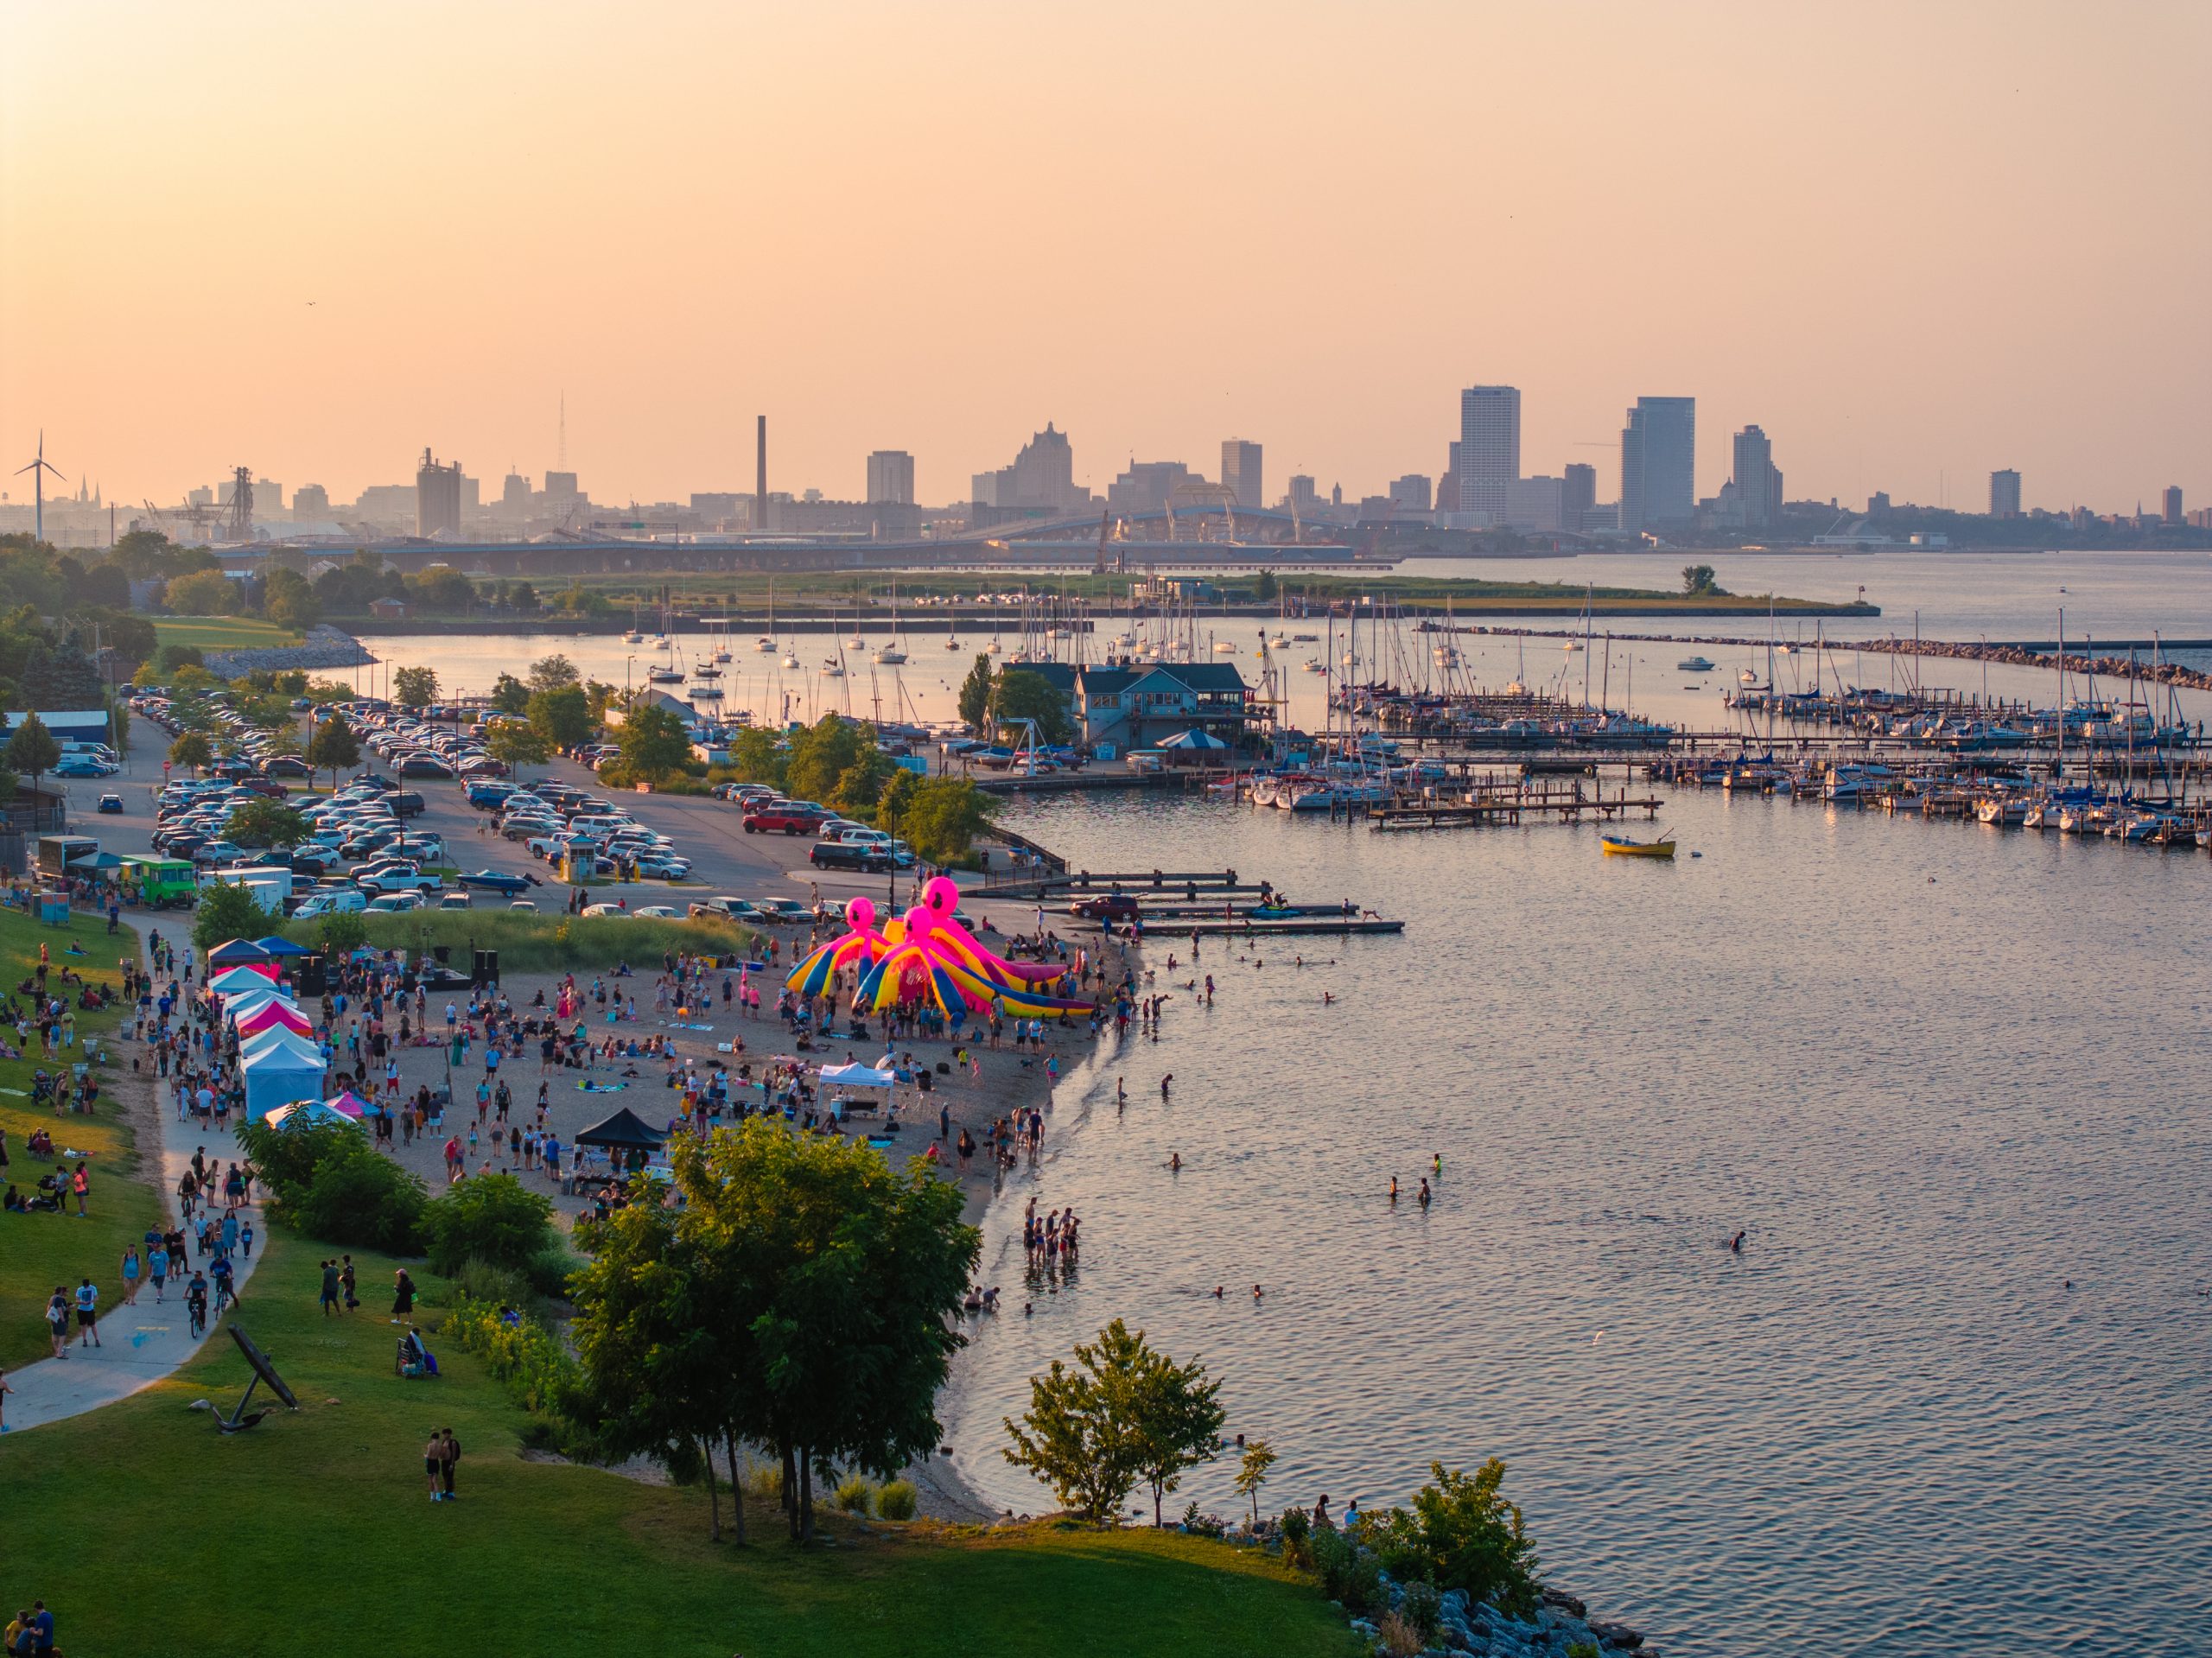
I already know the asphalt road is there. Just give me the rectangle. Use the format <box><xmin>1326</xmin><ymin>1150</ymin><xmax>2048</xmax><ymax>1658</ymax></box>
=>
<box><xmin>53</xmin><ymin>712</ymin><xmax>935</xmax><ymax>918</ymax></box>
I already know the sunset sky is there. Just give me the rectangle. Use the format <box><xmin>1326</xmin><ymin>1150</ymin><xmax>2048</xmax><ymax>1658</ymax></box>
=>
<box><xmin>3</xmin><ymin>1</ymin><xmax>2206</xmax><ymax>517</ymax></box>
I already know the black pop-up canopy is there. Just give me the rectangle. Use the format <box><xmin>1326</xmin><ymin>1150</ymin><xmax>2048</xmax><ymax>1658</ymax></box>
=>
<box><xmin>574</xmin><ymin>1107</ymin><xmax>669</xmax><ymax>1150</ymax></box>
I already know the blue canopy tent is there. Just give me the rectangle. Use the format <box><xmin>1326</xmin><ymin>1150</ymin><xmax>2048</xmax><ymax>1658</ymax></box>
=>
<box><xmin>264</xmin><ymin>1099</ymin><xmax>365</xmax><ymax>1133</ymax></box>
<box><xmin>252</xmin><ymin>936</ymin><xmax>316</xmax><ymax>958</ymax></box>
<box><xmin>240</xmin><ymin>1032</ymin><xmax>327</xmax><ymax>1123</ymax></box>
<box><xmin>207</xmin><ymin>938</ymin><xmax>275</xmax><ymax>968</ymax></box>
<box><xmin>1157</xmin><ymin>728</ymin><xmax>1230</xmax><ymax>752</ymax></box>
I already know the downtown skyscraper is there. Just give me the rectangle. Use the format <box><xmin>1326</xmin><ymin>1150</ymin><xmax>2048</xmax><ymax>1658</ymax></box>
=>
<box><xmin>1620</xmin><ymin>397</ymin><xmax>1695</xmax><ymax>534</ymax></box>
<box><xmin>1457</xmin><ymin>385</ymin><xmax>1521</xmax><ymax>519</ymax></box>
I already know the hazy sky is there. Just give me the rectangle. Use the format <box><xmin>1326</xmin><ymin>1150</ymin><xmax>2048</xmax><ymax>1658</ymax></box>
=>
<box><xmin>4</xmin><ymin>1</ymin><xmax>2207</xmax><ymax>518</ymax></box>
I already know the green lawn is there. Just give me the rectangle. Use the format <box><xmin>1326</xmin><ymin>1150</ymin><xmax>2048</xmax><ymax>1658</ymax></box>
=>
<box><xmin>0</xmin><ymin>908</ymin><xmax>161</xmax><ymax>1369</ymax></box>
<box><xmin>275</xmin><ymin>909</ymin><xmax>760</xmax><ymax>972</ymax></box>
<box><xmin>153</xmin><ymin>616</ymin><xmax>304</xmax><ymax>651</ymax></box>
<box><xmin>0</xmin><ymin>1229</ymin><xmax>1357</xmax><ymax>1658</ymax></box>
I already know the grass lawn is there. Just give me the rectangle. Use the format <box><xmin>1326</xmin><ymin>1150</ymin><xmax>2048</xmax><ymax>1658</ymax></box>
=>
<box><xmin>153</xmin><ymin>616</ymin><xmax>304</xmax><ymax>651</ymax></box>
<box><xmin>0</xmin><ymin>1229</ymin><xmax>1357</xmax><ymax>1658</ymax></box>
<box><xmin>0</xmin><ymin>907</ymin><xmax>161</xmax><ymax>1370</ymax></box>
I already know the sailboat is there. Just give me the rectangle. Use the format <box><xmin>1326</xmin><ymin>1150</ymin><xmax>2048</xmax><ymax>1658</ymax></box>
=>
<box><xmin>1505</xmin><ymin>636</ymin><xmax>1528</xmax><ymax>697</ymax></box>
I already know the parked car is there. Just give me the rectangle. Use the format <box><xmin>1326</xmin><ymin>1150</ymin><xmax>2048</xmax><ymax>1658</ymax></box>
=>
<box><xmin>687</xmin><ymin>896</ymin><xmax>762</xmax><ymax>924</ymax></box>
<box><xmin>1070</xmin><ymin>893</ymin><xmax>1142</xmax><ymax>921</ymax></box>
<box><xmin>749</xmin><ymin>898</ymin><xmax>814</xmax><ymax>924</ymax></box>
<box><xmin>366</xmin><ymin>892</ymin><xmax>425</xmax><ymax>912</ymax></box>
<box><xmin>96</xmin><ymin>792</ymin><xmax>124</xmax><ymax>814</ymax></box>
<box><xmin>742</xmin><ymin>803</ymin><xmax>830</xmax><ymax>835</ymax></box>
<box><xmin>436</xmin><ymin>892</ymin><xmax>474</xmax><ymax>910</ymax></box>
<box><xmin>293</xmin><ymin>890</ymin><xmax>368</xmax><ymax>918</ymax></box>
<box><xmin>810</xmin><ymin>840</ymin><xmax>891</xmax><ymax>872</ymax></box>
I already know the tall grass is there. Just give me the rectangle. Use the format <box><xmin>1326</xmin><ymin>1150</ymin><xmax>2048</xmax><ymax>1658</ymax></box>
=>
<box><xmin>276</xmin><ymin>909</ymin><xmax>758</xmax><ymax>972</ymax></box>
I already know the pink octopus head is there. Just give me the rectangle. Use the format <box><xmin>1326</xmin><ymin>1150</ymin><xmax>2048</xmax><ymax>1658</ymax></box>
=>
<box><xmin>845</xmin><ymin>896</ymin><xmax>877</xmax><ymax>933</ymax></box>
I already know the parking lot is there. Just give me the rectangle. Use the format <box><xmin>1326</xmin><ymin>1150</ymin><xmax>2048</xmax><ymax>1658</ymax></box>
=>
<box><xmin>50</xmin><ymin>709</ymin><xmax>951</xmax><ymax>926</ymax></box>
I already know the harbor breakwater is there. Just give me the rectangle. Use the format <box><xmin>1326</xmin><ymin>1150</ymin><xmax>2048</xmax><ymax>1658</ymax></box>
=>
<box><xmin>202</xmin><ymin>625</ymin><xmax>378</xmax><ymax>680</ymax></box>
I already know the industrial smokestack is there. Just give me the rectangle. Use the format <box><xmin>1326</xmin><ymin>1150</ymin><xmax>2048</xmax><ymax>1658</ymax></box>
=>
<box><xmin>755</xmin><ymin>415</ymin><xmax>767</xmax><ymax>534</ymax></box>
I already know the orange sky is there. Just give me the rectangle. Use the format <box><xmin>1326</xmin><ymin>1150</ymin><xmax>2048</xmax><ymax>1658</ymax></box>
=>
<box><xmin>3</xmin><ymin>1</ymin><xmax>2207</xmax><ymax>517</ymax></box>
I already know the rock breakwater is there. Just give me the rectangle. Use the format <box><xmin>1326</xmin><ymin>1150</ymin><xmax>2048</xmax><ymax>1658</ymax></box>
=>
<box><xmin>203</xmin><ymin>626</ymin><xmax>377</xmax><ymax>681</ymax></box>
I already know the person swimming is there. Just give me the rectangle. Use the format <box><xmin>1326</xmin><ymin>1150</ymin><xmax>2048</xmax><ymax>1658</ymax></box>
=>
<box><xmin>1160</xmin><ymin>1075</ymin><xmax>1173</xmax><ymax>1101</ymax></box>
<box><xmin>1389</xmin><ymin>1175</ymin><xmax>1398</xmax><ymax>1201</ymax></box>
<box><xmin>1728</xmin><ymin>1230</ymin><xmax>1745</xmax><ymax>1253</ymax></box>
<box><xmin>1417</xmin><ymin>1178</ymin><xmax>1432</xmax><ymax>1206</ymax></box>
<box><xmin>1168</xmin><ymin>1152</ymin><xmax>1181</xmax><ymax>1172</ymax></box>
<box><xmin>1213</xmin><ymin>1285</ymin><xmax>1224</xmax><ymax>1298</ymax></box>
<box><xmin>1432</xmin><ymin>1153</ymin><xmax>1441</xmax><ymax>1175</ymax></box>
<box><xmin>1251</xmin><ymin>1283</ymin><xmax>1263</xmax><ymax>1299</ymax></box>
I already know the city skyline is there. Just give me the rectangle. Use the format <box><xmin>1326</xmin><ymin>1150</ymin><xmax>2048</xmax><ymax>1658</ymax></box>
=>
<box><xmin>3</xmin><ymin>3</ymin><xmax>2207</xmax><ymax>517</ymax></box>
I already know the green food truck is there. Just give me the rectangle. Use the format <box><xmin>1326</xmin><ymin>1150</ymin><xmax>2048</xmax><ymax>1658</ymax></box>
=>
<box><xmin>118</xmin><ymin>854</ymin><xmax>199</xmax><ymax>911</ymax></box>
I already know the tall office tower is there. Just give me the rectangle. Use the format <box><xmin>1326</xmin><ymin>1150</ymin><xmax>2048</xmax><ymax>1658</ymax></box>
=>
<box><xmin>416</xmin><ymin>448</ymin><xmax>462</xmax><ymax>538</ymax></box>
<box><xmin>1989</xmin><ymin>468</ymin><xmax>2022</xmax><ymax>518</ymax></box>
<box><xmin>1221</xmin><ymin>439</ymin><xmax>1264</xmax><ymax>509</ymax></box>
<box><xmin>2162</xmin><ymin>485</ymin><xmax>2183</xmax><ymax>525</ymax></box>
<box><xmin>1456</xmin><ymin>386</ymin><xmax>1521</xmax><ymax>518</ymax></box>
<box><xmin>1389</xmin><ymin>474</ymin><xmax>1433</xmax><ymax>511</ymax></box>
<box><xmin>292</xmin><ymin>483</ymin><xmax>331</xmax><ymax>519</ymax></box>
<box><xmin>1619</xmin><ymin>397</ymin><xmax>1696</xmax><ymax>533</ymax></box>
<box><xmin>1730</xmin><ymin>425</ymin><xmax>1785</xmax><ymax>531</ymax></box>
<box><xmin>974</xmin><ymin>423</ymin><xmax>1083</xmax><ymax>511</ymax></box>
<box><xmin>1109</xmin><ymin>461</ymin><xmax>1197</xmax><ymax>516</ymax></box>
<box><xmin>867</xmin><ymin>450</ymin><xmax>916</xmax><ymax>506</ymax></box>
<box><xmin>1561</xmin><ymin>463</ymin><xmax>1597</xmax><ymax>530</ymax></box>
<box><xmin>501</xmin><ymin>471</ymin><xmax>531</xmax><ymax>514</ymax></box>
<box><xmin>543</xmin><ymin>470</ymin><xmax>580</xmax><ymax>501</ymax></box>
<box><xmin>1284</xmin><ymin>474</ymin><xmax>1319</xmax><ymax>514</ymax></box>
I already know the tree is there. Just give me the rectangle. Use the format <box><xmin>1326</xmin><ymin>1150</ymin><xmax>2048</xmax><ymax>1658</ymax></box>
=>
<box><xmin>16</xmin><ymin>642</ymin><xmax>103</xmax><ymax>708</ymax></box>
<box><xmin>1002</xmin><ymin>1319</ymin><xmax>1161</xmax><ymax>1524</ymax></box>
<box><xmin>391</xmin><ymin>666</ymin><xmax>440</xmax><ymax>708</ymax></box>
<box><xmin>874</xmin><ymin>765</ymin><xmax>918</xmax><ymax>839</ymax></box>
<box><xmin>527</xmin><ymin>683</ymin><xmax>594</xmax><ymax>751</ymax></box>
<box><xmin>728</xmin><ymin>727</ymin><xmax>786</xmax><ymax>788</ymax></box>
<box><xmin>193</xmin><ymin>880</ymin><xmax>270</xmax><ymax>949</ymax></box>
<box><xmin>1253</xmin><ymin>569</ymin><xmax>1278</xmax><ymax>600</ymax></box>
<box><xmin>5</xmin><ymin>713</ymin><xmax>60</xmax><ymax>798</ymax></box>
<box><xmin>224</xmin><ymin>798</ymin><xmax>311</xmax><ymax>848</ymax></box>
<box><xmin>990</xmin><ymin>668</ymin><xmax>1075</xmax><ymax>746</ymax></box>
<box><xmin>1681</xmin><ymin>564</ymin><xmax>1723</xmax><ymax>597</ymax></box>
<box><xmin>165</xmin><ymin>569</ymin><xmax>240</xmax><ymax>614</ymax></box>
<box><xmin>616</xmin><ymin>704</ymin><xmax>693</xmax><ymax>780</ymax></box>
<box><xmin>486</xmin><ymin>720</ymin><xmax>551</xmax><ymax>783</ymax></box>
<box><xmin>306</xmin><ymin>710</ymin><xmax>361</xmax><ymax>791</ymax></box>
<box><xmin>957</xmin><ymin>652</ymin><xmax>995</xmax><ymax>730</ymax></box>
<box><xmin>570</xmin><ymin>1117</ymin><xmax>977</xmax><ymax>1543</ymax></box>
<box><xmin>262</xmin><ymin>566</ymin><xmax>321</xmax><ymax>629</ymax></box>
<box><xmin>899</xmin><ymin>776</ymin><xmax>994</xmax><ymax>864</ymax></box>
<box><xmin>404</xmin><ymin>568</ymin><xmax>476</xmax><ymax>613</ymax></box>
<box><xmin>167</xmin><ymin>730</ymin><xmax>213</xmax><ymax>777</ymax></box>
<box><xmin>488</xmin><ymin>673</ymin><xmax>531</xmax><ymax>715</ymax></box>
<box><xmin>784</xmin><ymin>715</ymin><xmax>883</xmax><ymax>807</ymax></box>
<box><xmin>509</xmin><ymin>581</ymin><xmax>539</xmax><ymax>614</ymax></box>
<box><xmin>421</xmin><ymin>1173</ymin><xmax>559</xmax><ymax>1278</ymax></box>
<box><xmin>528</xmin><ymin>654</ymin><xmax>580</xmax><ymax>694</ymax></box>
<box><xmin>1235</xmin><ymin>1438</ymin><xmax>1279</xmax><ymax>1527</ymax></box>
<box><xmin>1128</xmin><ymin>1333</ymin><xmax>1225</xmax><ymax>1526</ymax></box>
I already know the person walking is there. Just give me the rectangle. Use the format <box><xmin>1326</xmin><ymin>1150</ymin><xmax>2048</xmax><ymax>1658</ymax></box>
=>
<box><xmin>73</xmin><ymin>1277</ymin><xmax>102</xmax><ymax>1348</ymax></box>
<box><xmin>320</xmin><ymin>1259</ymin><xmax>340</xmax><ymax>1317</ymax></box>
<box><xmin>0</xmin><ymin>1362</ymin><xmax>15</xmax><ymax>1432</ymax></box>
<box><xmin>45</xmin><ymin>1287</ymin><xmax>70</xmax><ymax>1360</ymax></box>
<box><xmin>148</xmin><ymin>1238</ymin><xmax>169</xmax><ymax>1303</ymax></box>
<box><xmin>424</xmin><ymin>1428</ymin><xmax>448</xmax><ymax>1501</ymax></box>
<box><xmin>121</xmin><ymin>1245</ymin><xmax>143</xmax><ymax>1305</ymax></box>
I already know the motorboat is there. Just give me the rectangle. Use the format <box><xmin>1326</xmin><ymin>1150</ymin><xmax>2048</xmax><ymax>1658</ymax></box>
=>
<box><xmin>756</xmin><ymin>637</ymin><xmax>776</xmax><ymax>653</ymax></box>
<box><xmin>1600</xmin><ymin>834</ymin><xmax>1676</xmax><ymax>859</ymax></box>
<box><xmin>1677</xmin><ymin>657</ymin><xmax>1715</xmax><ymax>671</ymax></box>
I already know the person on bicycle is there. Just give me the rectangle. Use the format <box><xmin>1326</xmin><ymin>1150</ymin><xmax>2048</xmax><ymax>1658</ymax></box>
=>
<box><xmin>185</xmin><ymin>1270</ymin><xmax>209</xmax><ymax>1335</ymax></box>
<box><xmin>210</xmin><ymin>1252</ymin><xmax>236</xmax><ymax>1312</ymax></box>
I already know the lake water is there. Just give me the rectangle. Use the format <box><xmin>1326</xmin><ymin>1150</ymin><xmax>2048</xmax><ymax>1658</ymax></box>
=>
<box><xmin>936</xmin><ymin>786</ymin><xmax>2211</xmax><ymax>1656</ymax></box>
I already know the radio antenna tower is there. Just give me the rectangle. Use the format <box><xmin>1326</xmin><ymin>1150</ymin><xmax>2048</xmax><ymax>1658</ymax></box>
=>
<box><xmin>558</xmin><ymin>392</ymin><xmax>567</xmax><ymax>470</ymax></box>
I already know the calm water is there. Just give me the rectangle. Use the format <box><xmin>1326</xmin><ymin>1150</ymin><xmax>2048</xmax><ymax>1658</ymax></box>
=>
<box><xmin>935</xmin><ymin>788</ymin><xmax>2211</xmax><ymax>1656</ymax></box>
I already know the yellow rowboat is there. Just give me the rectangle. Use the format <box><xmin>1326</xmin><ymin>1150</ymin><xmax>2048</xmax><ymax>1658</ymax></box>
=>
<box><xmin>1600</xmin><ymin>835</ymin><xmax>1676</xmax><ymax>859</ymax></box>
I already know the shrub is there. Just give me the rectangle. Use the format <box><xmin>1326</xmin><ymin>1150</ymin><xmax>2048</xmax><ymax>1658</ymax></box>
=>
<box><xmin>1278</xmin><ymin>1504</ymin><xmax>1312</xmax><ymax>1567</ymax></box>
<box><xmin>876</xmin><ymin>1479</ymin><xmax>918</xmax><ymax>1521</ymax></box>
<box><xmin>1399</xmin><ymin>1581</ymin><xmax>1443</xmax><ymax>1642</ymax></box>
<box><xmin>1407</xmin><ymin>1459</ymin><xmax>1540</xmax><ymax>1617</ymax></box>
<box><xmin>833</xmin><ymin>1474</ymin><xmax>875</xmax><ymax>1515</ymax></box>
<box><xmin>443</xmin><ymin>1295</ymin><xmax>593</xmax><ymax>1452</ymax></box>
<box><xmin>1308</xmin><ymin>1526</ymin><xmax>1382</xmax><ymax>1614</ymax></box>
<box><xmin>744</xmin><ymin>1462</ymin><xmax>784</xmax><ymax>1502</ymax></box>
<box><xmin>1376</xmin><ymin>1612</ymin><xmax>1426</xmax><ymax>1657</ymax></box>
<box><xmin>422</xmin><ymin>1173</ymin><xmax>557</xmax><ymax>1278</ymax></box>
<box><xmin>246</xmin><ymin>1123</ymin><xmax>427</xmax><ymax>1254</ymax></box>
<box><xmin>448</xmin><ymin>1258</ymin><xmax>535</xmax><ymax>1309</ymax></box>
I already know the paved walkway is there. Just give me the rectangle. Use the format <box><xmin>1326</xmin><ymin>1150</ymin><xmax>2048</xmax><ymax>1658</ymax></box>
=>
<box><xmin>4</xmin><ymin>917</ymin><xmax>264</xmax><ymax>1434</ymax></box>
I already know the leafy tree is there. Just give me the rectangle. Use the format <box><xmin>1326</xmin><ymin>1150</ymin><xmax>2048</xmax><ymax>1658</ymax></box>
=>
<box><xmin>153</xmin><ymin>643</ymin><xmax>205</xmax><ymax>675</ymax></box>
<box><xmin>527</xmin><ymin>683</ymin><xmax>594</xmax><ymax>750</ymax></box>
<box><xmin>488</xmin><ymin>673</ymin><xmax>531</xmax><ymax>715</ymax></box>
<box><xmin>486</xmin><ymin>720</ymin><xmax>551</xmax><ymax>782</ymax></box>
<box><xmin>785</xmin><ymin>715</ymin><xmax>883</xmax><ymax>807</ymax></box>
<box><xmin>617</xmin><ymin>703</ymin><xmax>693</xmax><ymax>780</ymax></box>
<box><xmin>1235</xmin><ymin>1438</ymin><xmax>1279</xmax><ymax>1527</ymax></box>
<box><xmin>167</xmin><ymin>729</ymin><xmax>213</xmax><ymax>776</ymax></box>
<box><xmin>873</xmin><ymin>765</ymin><xmax>918</xmax><ymax>839</ymax></box>
<box><xmin>551</xmin><ymin>581</ymin><xmax>608</xmax><ymax>616</ymax></box>
<box><xmin>1360</xmin><ymin>1460</ymin><xmax>1541</xmax><ymax>1617</ymax></box>
<box><xmin>509</xmin><ymin>581</ymin><xmax>539</xmax><ymax>614</ymax></box>
<box><xmin>1252</xmin><ymin>569</ymin><xmax>1279</xmax><ymax>600</ymax></box>
<box><xmin>16</xmin><ymin>641</ymin><xmax>103</xmax><ymax>708</ymax></box>
<box><xmin>1681</xmin><ymin>564</ymin><xmax>1724</xmax><ymax>597</ymax></box>
<box><xmin>422</xmin><ymin>1173</ymin><xmax>559</xmax><ymax>1278</ymax></box>
<box><xmin>224</xmin><ymin>798</ymin><xmax>311</xmax><ymax>848</ymax></box>
<box><xmin>1002</xmin><ymin>1318</ymin><xmax>1161</xmax><ymax>1524</ymax></box>
<box><xmin>404</xmin><ymin>568</ymin><xmax>476</xmax><ymax>613</ymax></box>
<box><xmin>165</xmin><ymin>569</ymin><xmax>241</xmax><ymax>614</ymax></box>
<box><xmin>319</xmin><ymin>911</ymin><xmax>368</xmax><ymax>954</ymax></box>
<box><xmin>899</xmin><ymin>776</ymin><xmax>994</xmax><ymax>864</ymax></box>
<box><xmin>528</xmin><ymin>654</ymin><xmax>580</xmax><ymax>694</ymax></box>
<box><xmin>1127</xmin><ymin>1332</ymin><xmax>1225</xmax><ymax>1526</ymax></box>
<box><xmin>306</xmin><ymin>710</ymin><xmax>362</xmax><ymax>791</ymax></box>
<box><xmin>5</xmin><ymin>713</ymin><xmax>60</xmax><ymax>797</ymax></box>
<box><xmin>192</xmin><ymin>880</ymin><xmax>270</xmax><ymax>948</ymax></box>
<box><xmin>571</xmin><ymin>1116</ymin><xmax>977</xmax><ymax>1543</ymax></box>
<box><xmin>391</xmin><ymin>665</ymin><xmax>440</xmax><ymax>708</ymax></box>
<box><xmin>957</xmin><ymin>652</ymin><xmax>995</xmax><ymax>730</ymax></box>
<box><xmin>990</xmin><ymin>668</ymin><xmax>1074</xmax><ymax>746</ymax></box>
<box><xmin>728</xmin><ymin>726</ymin><xmax>786</xmax><ymax>788</ymax></box>
<box><xmin>262</xmin><ymin>566</ymin><xmax>321</xmax><ymax>629</ymax></box>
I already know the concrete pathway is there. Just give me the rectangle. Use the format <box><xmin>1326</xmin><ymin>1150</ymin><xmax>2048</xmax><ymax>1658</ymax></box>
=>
<box><xmin>3</xmin><ymin>917</ymin><xmax>264</xmax><ymax>1434</ymax></box>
